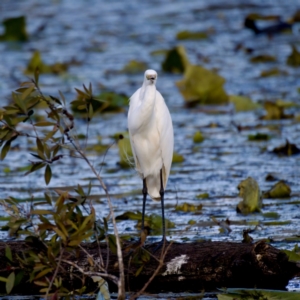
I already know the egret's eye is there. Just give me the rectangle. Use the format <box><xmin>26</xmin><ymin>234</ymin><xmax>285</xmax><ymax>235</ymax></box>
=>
<box><xmin>146</xmin><ymin>75</ymin><xmax>156</xmax><ymax>80</ymax></box>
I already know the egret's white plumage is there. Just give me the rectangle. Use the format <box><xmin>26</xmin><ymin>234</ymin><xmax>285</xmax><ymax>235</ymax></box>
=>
<box><xmin>128</xmin><ymin>69</ymin><xmax>174</xmax><ymax>201</ymax></box>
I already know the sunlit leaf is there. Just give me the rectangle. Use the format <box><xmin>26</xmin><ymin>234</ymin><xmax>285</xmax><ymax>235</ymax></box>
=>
<box><xmin>21</xmin><ymin>86</ymin><xmax>35</xmax><ymax>100</ymax></box>
<box><xmin>282</xmin><ymin>249</ymin><xmax>300</xmax><ymax>263</ymax></box>
<box><xmin>34</xmin><ymin>268</ymin><xmax>53</xmax><ymax>280</ymax></box>
<box><xmin>237</xmin><ymin>177</ymin><xmax>262</xmax><ymax>214</ymax></box>
<box><xmin>263</xmin><ymin>180</ymin><xmax>291</xmax><ymax>198</ymax></box>
<box><xmin>135</xmin><ymin>265</ymin><xmax>144</xmax><ymax>277</ymax></box>
<box><xmin>0</xmin><ymin>277</ymin><xmax>8</xmax><ymax>283</ymax></box>
<box><xmin>53</xmin><ymin>227</ymin><xmax>67</xmax><ymax>241</ymax></box>
<box><xmin>6</xmin><ymin>272</ymin><xmax>15</xmax><ymax>294</ymax></box>
<box><xmin>33</xmin><ymin>280</ymin><xmax>49</xmax><ymax>287</ymax></box>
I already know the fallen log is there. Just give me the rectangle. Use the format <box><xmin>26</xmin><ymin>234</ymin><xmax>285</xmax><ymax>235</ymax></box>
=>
<box><xmin>0</xmin><ymin>240</ymin><xmax>299</xmax><ymax>294</ymax></box>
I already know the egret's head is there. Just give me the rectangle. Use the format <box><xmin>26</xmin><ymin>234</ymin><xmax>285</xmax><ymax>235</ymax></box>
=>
<box><xmin>144</xmin><ymin>69</ymin><xmax>157</xmax><ymax>85</ymax></box>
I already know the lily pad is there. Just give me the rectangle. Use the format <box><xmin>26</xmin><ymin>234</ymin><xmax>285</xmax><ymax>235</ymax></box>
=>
<box><xmin>175</xmin><ymin>202</ymin><xmax>203</xmax><ymax>212</ymax></box>
<box><xmin>248</xmin><ymin>133</ymin><xmax>270</xmax><ymax>141</ymax></box>
<box><xmin>263</xmin><ymin>180</ymin><xmax>291</xmax><ymax>198</ymax></box>
<box><xmin>229</xmin><ymin>95</ymin><xmax>260</xmax><ymax>112</ymax></box>
<box><xmin>25</xmin><ymin>51</ymin><xmax>68</xmax><ymax>74</ymax></box>
<box><xmin>262</xmin><ymin>101</ymin><xmax>291</xmax><ymax>120</ymax></box>
<box><xmin>237</xmin><ymin>177</ymin><xmax>262</xmax><ymax>214</ymax></box>
<box><xmin>161</xmin><ymin>45</ymin><xmax>189</xmax><ymax>73</ymax></box>
<box><xmin>0</xmin><ymin>16</ymin><xmax>28</xmax><ymax>42</ymax></box>
<box><xmin>193</xmin><ymin>131</ymin><xmax>204</xmax><ymax>143</ymax></box>
<box><xmin>250</xmin><ymin>54</ymin><xmax>276</xmax><ymax>63</ymax></box>
<box><xmin>176</xmin><ymin>30</ymin><xmax>208</xmax><ymax>40</ymax></box>
<box><xmin>262</xmin><ymin>212</ymin><xmax>280</xmax><ymax>219</ymax></box>
<box><xmin>116</xmin><ymin>211</ymin><xmax>175</xmax><ymax>232</ymax></box>
<box><xmin>176</xmin><ymin>65</ymin><xmax>229</xmax><ymax>105</ymax></box>
<box><xmin>172</xmin><ymin>152</ymin><xmax>184</xmax><ymax>163</ymax></box>
<box><xmin>260</xmin><ymin>67</ymin><xmax>288</xmax><ymax>77</ymax></box>
<box><xmin>196</xmin><ymin>193</ymin><xmax>209</xmax><ymax>199</ymax></box>
<box><xmin>120</xmin><ymin>60</ymin><xmax>148</xmax><ymax>74</ymax></box>
<box><xmin>287</xmin><ymin>45</ymin><xmax>300</xmax><ymax>67</ymax></box>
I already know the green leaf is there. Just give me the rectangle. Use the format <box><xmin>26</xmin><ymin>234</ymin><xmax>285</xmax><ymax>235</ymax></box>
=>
<box><xmin>49</xmin><ymin>95</ymin><xmax>61</xmax><ymax>105</ymax></box>
<box><xmin>44</xmin><ymin>193</ymin><xmax>52</xmax><ymax>205</ymax></box>
<box><xmin>107</xmin><ymin>234</ymin><xmax>117</xmax><ymax>254</ymax></box>
<box><xmin>282</xmin><ymin>249</ymin><xmax>300</xmax><ymax>263</ymax></box>
<box><xmin>14</xmin><ymin>271</ymin><xmax>24</xmax><ymax>287</ymax></box>
<box><xmin>88</xmin><ymin>102</ymin><xmax>94</xmax><ymax>120</ymax></box>
<box><xmin>6</xmin><ymin>272</ymin><xmax>15</xmax><ymax>294</ymax></box>
<box><xmin>34</xmin><ymin>67</ymin><xmax>39</xmax><ymax>85</ymax></box>
<box><xmin>0</xmin><ymin>276</ymin><xmax>8</xmax><ymax>283</ymax></box>
<box><xmin>21</xmin><ymin>86</ymin><xmax>35</xmax><ymax>100</ymax></box>
<box><xmin>1</xmin><ymin>140</ymin><xmax>11</xmax><ymax>160</ymax></box>
<box><xmin>193</xmin><ymin>131</ymin><xmax>204</xmax><ymax>143</ymax></box>
<box><xmin>25</xmin><ymin>162</ymin><xmax>46</xmax><ymax>175</ymax></box>
<box><xmin>44</xmin><ymin>165</ymin><xmax>52</xmax><ymax>185</ymax></box>
<box><xmin>34</xmin><ymin>121</ymin><xmax>57</xmax><ymax>127</ymax></box>
<box><xmin>135</xmin><ymin>265</ymin><xmax>144</xmax><ymax>277</ymax></box>
<box><xmin>176</xmin><ymin>64</ymin><xmax>228</xmax><ymax>105</ymax></box>
<box><xmin>5</xmin><ymin>245</ymin><xmax>12</xmax><ymax>262</ymax></box>
<box><xmin>36</xmin><ymin>138</ymin><xmax>44</xmax><ymax>153</ymax></box>
<box><xmin>34</xmin><ymin>268</ymin><xmax>53</xmax><ymax>280</ymax></box>
<box><xmin>59</xmin><ymin>90</ymin><xmax>66</xmax><ymax>106</ymax></box>
<box><xmin>87</xmin><ymin>181</ymin><xmax>92</xmax><ymax>196</ymax></box>
<box><xmin>1</xmin><ymin>16</ymin><xmax>28</xmax><ymax>42</ymax></box>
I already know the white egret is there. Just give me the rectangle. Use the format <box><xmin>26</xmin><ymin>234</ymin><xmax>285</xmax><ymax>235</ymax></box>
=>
<box><xmin>128</xmin><ymin>69</ymin><xmax>174</xmax><ymax>244</ymax></box>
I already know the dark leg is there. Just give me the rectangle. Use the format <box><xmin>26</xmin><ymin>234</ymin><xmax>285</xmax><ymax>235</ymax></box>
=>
<box><xmin>159</xmin><ymin>168</ymin><xmax>166</xmax><ymax>242</ymax></box>
<box><xmin>141</xmin><ymin>178</ymin><xmax>147</xmax><ymax>234</ymax></box>
<box><xmin>153</xmin><ymin>169</ymin><xmax>166</xmax><ymax>253</ymax></box>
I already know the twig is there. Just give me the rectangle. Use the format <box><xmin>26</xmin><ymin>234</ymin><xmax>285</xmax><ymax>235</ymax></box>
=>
<box><xmin>64</xmin><ymin>133</ymin><xmax>125</xmax><ymax>299</ymax></box>
<box><xmin>61</xmin><ymin>259</ymin><xmax>119</xmax><ymax>285</ymax></box>
<box><xmin>45</xmin><ymin>245</ymin><xmax>64</xmax><ymax>299</ymax></box>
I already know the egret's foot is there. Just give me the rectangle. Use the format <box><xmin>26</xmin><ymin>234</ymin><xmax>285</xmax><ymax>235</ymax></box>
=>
<box><xmin>152</xmin><ymin>237</ymin><xmax>167</xmax><ymax>253</ymax></box>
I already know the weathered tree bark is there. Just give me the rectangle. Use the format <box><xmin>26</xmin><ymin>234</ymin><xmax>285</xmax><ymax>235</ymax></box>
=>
<box><xmin>0</xmin><ymin>240</ymin><xmax>299</xmax><ymax>294</ymax></box>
